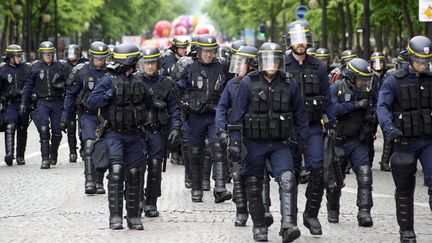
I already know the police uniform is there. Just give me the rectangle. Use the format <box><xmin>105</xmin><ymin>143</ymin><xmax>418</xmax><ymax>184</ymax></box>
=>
<box><xmin>0</xmin><ymin>47</ymin><xmax>31</xmax><ymax>166</ymax></box>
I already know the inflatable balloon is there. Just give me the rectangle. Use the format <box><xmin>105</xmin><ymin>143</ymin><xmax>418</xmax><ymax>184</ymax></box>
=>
<box><xmin>154</xmin><ymin>20</ymin><xmax>171</xmax><ymax>38</ymax></box>
<box><xmin>174</xmin><ymin>26</ymin><xmax>187</xmax><ymax>36</ymax></box>
<box><xmin>194</xmin><ymin>26</ymin><xmax>210</xmax><ymax>35</ymax></box>
<box><xmin>189</xmin><ymin>15</ymin><xmax>198</xmax><ymax>31</ymax></box>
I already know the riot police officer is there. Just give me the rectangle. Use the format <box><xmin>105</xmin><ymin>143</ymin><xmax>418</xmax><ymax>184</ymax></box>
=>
<box><xmin>176</xmin><ymin>34</ymin><xmax>232</xmax><ymax>203</ymax></box>
<box><xmin>330</xmin><ymin>57</ymin><xmax>374</xmax><ymax>227</ymax></box>
<box><xmin>306</xmin><ymin>47</ymin><xmax>316</xmax><ymax>56</ymax></box>
<box><xmin>162</xmin><ymin>36</ymin><xmax>190</xmax><ymax>77</ymax></box>
<box><xmin>329</xmin><ymin>49</ymin><xmax>359</xmax><ymax>84</ymax></box>
<box><xmin>0</xmin><ymin>44</ymin><xmax>31</xmax><ymax>166</ymax></box>
<box><xmin>285</xmin><ymin>20</ymin><xmax>330</xmax><ymax>236</ymax></box>
<box><xmin>230</xmin><ymin>42</ymin><xmax>308</xmax><ymax>242</ymax></box>
<box><xmin>315</xmin><ymin>48</ymin><xmax>333</xmax><ymax>74</ymax></box>
<box><xmin>87</xmin><ymin>43</ymin><xmax>155</xmax><ymax>230</ymax></box>
<box><xmin>137</xmin><ymin>45</ymin><xmax>182</xmax><ymax>217</ymax></box>
<box><xmin>63</xmin><ymin>44</ymin><xmax>87</xmax><ymax>163</ymax></box>
<box><xmin>61</xmin><ymin>41</ymin><xmax>110</xmax><ymax>194</ymax></box>
<box><xmin>22</xmin><ymin>41</ymin><xmax>66</xmax><ymax>169</ymax></box>
<box><xmin>377</xmin><ymin>35</ymin><xmax>432</xmax><ymax>242</ymax></box>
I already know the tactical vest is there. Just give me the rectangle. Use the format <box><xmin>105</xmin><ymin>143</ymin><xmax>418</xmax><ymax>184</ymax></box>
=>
<box><xmin>244</xmin><ymin>72</ymin><xmax>294</xmax><ymax>140</ymax></box>
<box><xmin>75</xmin><ymin>64</ymin><xmax>107</xmax><ymax>108</ymax></box>
<box><xmin>102</xmin><ymin>74</ymin><xmax>148</xmax><ymax>133</ymax></box>
<box><xmin>0</xmin><ymin>63</ymin><xmax>31</xmax><ymax>100</ymax></box>
<box><xmin>334</xmin><ymin>79</ymin><xmax>369</xmax><ymax>137</ymax></box>
<box><xmin>142</xmin><ymin>75</ymin><xmax>172</xmax><ymax>130</ymax></box>
<box><xmin>188</xmin><ymin>60</ymin><xmax>225</xmax><ymax>114</ymax></box>
<box><xmin>391</xmin><ymin>69</ymin><xmax>432</xmax><ymax>137</ymax></box>
<box><xmin>286</xmin><ymin>55</ymin><xmax>325</xmax><ymax>122</ymax></box>
<box><xmin>32</xmin><ymin>61</ymin><xmax>64</xmax><ymax>99</ymax></box>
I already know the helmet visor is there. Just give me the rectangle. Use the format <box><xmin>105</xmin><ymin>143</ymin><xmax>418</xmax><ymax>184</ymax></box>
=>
<box><xmin>229</xmin><ymin>55</ymin><xmax>248</xmax><ymax>74</ymax></box>
<box><xmin>372</xmin><ymin>58</ymin><xmax>385</xmax><ymax>71</ymax></box>
<box><xmin>67</xmin><ymin>47</ymin><xmax>79</xmax><ymax>60</ymax></box>
<box><xmin>258</xmin><ymin>52</ymin><xmax>285</xmax><ymax>72</ymax></box>
<box><xmin>288</xmin><ymin>25</ymin><xmax>313</xmax><ymax>46</ymax></box>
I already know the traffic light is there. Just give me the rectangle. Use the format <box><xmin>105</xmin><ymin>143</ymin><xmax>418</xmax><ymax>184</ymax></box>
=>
<box><xmin>259</xmin><ymin>23</ymin><xmax>265</xmax><ymax>40</ymax></box>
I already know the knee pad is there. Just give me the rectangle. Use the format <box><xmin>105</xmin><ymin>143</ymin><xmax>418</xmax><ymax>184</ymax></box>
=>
<box><xmin>279</xmin><ymin>171</ymin><xmax>297</xmax><ymax>192</ymax></box>
<box><xmin>84</xmin><ymin>139</ymin><xmax>94</xmax><ymax>157</ymax></box>
<box><xmin>210</xmin><ymin>143</ymin><xmax>225</xmax><ymax>161</ymax></box>
<box><xmin>148</xmin><ymin>159</ymin><xmax>162</xmax><ymax>175</ymax></box>
<box><xmin>126</xmin><ymin>166</ymin><xmax>140</xmax><ymax>179</ymax></box>
<box><xmin>390</xmin><ymin>152</ymin><xmax>416</xmax><ymax>175</ymax></box>
<box><xmin>190</xmin><ymin>146</ymin><xmax>203</xmax><ymax>159</ymax></box>
<box><xmin>6</xmin><ymin>123</ymin><xmax>16</xmax><ymax>131</ymax></box>
<box><xmin>39</xmin><ymin>126</ymin><xmax>50</xmax><ymax>140</ymax></box>
<box><xmin>246</xmin><ymin>176</ymin><xmax>263</xmax><ymax>195</ymax></box>
<box><xmin>355</xmin><ymin>165</ymin><xmax>372</xmax><ymax>187</ymax></box>
<box><xmin>110</xmin><ymin>164</ymin><xmax>124</xmax><ymax>182</ymax></box>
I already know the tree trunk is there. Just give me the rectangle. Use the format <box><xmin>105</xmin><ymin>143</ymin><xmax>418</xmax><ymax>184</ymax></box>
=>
<box><xmin>363</xmin><ymin>0</ymin><xmax>371</xmax><ymax>58</ymax></box>
<box><xmin>322</xmin><ymin>0</ymin><xmax>328</xmax><ymax>48</ymax></box>
<box><xmin>338</xmin><ymin>1</ymin><xmax>346</xmax><ymax>50</ymax></box>
<box><xmin>1</xmin><ymin>16</ymin><xmax>10</xmax><ymax>52</ymax></box>
<box><xmin>401</xmin><ymin>0</ymin><xmax>414</xmax><ymax>37</ymax></box>
<box><xmin>375</xmin><ymin>25</ymin><xmax>383</xmax><ymax>51</ymax></box>
<box><xmin>346</xmin><ymin>0</ymin><xmax>353</xmax><ymax>49</ymax></box>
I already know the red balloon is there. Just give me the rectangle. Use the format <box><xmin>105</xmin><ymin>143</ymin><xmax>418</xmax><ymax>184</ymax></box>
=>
<box><xmin>174</xmin><ymin>26</ymin><xmax>187</xmax><ymax>36</ymax></box>
<box><xmin>154</xmin><ymin>20</ymin><xmax>172</xmax><ymax>38</ymax></box>
<box><xmin>195</xmin><ymin>26</ymin><xmax>210</xmax><ymax>35</ymax></box>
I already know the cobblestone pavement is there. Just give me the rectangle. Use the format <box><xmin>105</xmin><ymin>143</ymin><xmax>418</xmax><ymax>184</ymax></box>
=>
<box><xmin>0</xmin><ymin>125</ymin><xmax>431</xmax><ymax>243</ymax></box>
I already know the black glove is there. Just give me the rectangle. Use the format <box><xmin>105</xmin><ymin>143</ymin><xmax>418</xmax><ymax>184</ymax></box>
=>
<box><xmin>60</xmin><ymin>119</ymin><xmax>68</xmax><ymax>133</ymax></box>
<box><xmin>387</xmin><ymin>128</ymin><xmax>403</xmax><ymax>142</ymax></box>
<box><xmin>153</xmin><ymin>99</ymin><xmax>167</xmax><ymax>110</ymax></box>
<box><xmin>353</xmin><ymin>99</ymin><xmax>369</xmax><ymax>109</ymax></box>
<box><xmin>218</xmin><ymin>131</ymin><xmax>228</xmax><ymax>148</ymax></box>
<box><xmin>168</xmin><ymin>129</ymin><xmax>180</xmax><ymax>145</ymax></box>
<box><xmin>228</xmin><ymin>142</ymin><xmax>241</xmax><ymax>162</ymax></box>
<box><xmin>19</xmin><ymin>103</ymin><xmax>26</xmax><ymax>116</ymax></box>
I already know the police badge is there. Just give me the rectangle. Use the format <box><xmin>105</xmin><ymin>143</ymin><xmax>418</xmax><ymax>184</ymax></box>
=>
<box><xmin>197</xmin><ymin>76</ymin><xmax>204</xmax><ymax>89</ymax></box>
<box><xmin>39</xmin><ymin>70</ymin><xmax>44</xmax><ymax>80</ymax></box>
<box><xmin>344</xmin><ymin>93</ymin><xmax>351</xmax><ymax>102</ymax></box>
<box><xmin>7</xmin><ymin>74</ymin><xmax>13</xmax><ymax>83</ymax></box>
<box><xmin>88</xmin><ymin>77</ymin><xmax>94</xmax><ymax>90</ymax></box>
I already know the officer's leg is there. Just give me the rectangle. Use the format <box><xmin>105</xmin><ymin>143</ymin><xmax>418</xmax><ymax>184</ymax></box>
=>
<box><xmin>83</xmin><ymin>139</ymin><xmax>96</xmax><ymax>194</ymax></box>
<box><xmin>125</xmin><ymin>166</ymin><xmax>144</xmax><ymax>230</ymax></box>
<box><xmin>211</xmin><ymin>142</ymin><xmax>232</xmax><ymax>203</ymax></box>
<box><xmin>233</xmin><ymin>174</ymin><xmax>248</xmax><ymax>226</ymax></box>
<box><xmin>108</xmin><ymin>161</ymin><xmax>124</xmax><ymax>230</ymax></box>
<box><xmin>181</xmin><ymin>140</ymin><xmax>192</xmax><ymax>189</ymax></box>
<box><xmin>4</xmin><ymin>123</ymin><xmax>16</xmax><ymax>166</ymax></box>
<box><xmin>391</xmin><ymin>151</ymin><xmax>417</xmax><ymax>242</ymax></box>
<box><xmin>351</xmin><ymin>141</ymin><xmax>373</xmax><ymax>227</ymax></box>
<box><xmin>144</xmin><ymin>158</ymin><xmax>162</xmax><ymax>217</ymax></box>
<box><xmin>39</xmin><ymin>125</ymin><xmax>51</xmax><ymax>169</ymax></box>
<box><xmin>95</xmin><ymin>169</ymin><xmax>106</xmax><ymax>194</ymax></box>
<box><xmin>201</xmin><ymin>143</ymin><xmax>212</xmax><ymax>191</ymax></box>
<box><xmin>67</xmin><ymin>120</ymin><xmax>78</xmax><ymax>162</ymax></box>
<box><xmin>16</xmin><ymin>124</ymin><xmax>28</xmax><ymax>165</ymax></box>
<box><xmin>49</xmin><ymin>101</ymin><xmax>63</xmax><ymax>165</ymax></box>
<box><xmin>418</xmin><ymin>140</ymin><xmax>432</xmax><ymax>212</ymax></box>
<box><xmin>188</xmin><ymin>114</ymin><xmax>206</xmax><ymax>202</ymax></box>
<box><xmin>262</xmin><ymin>166</ymin><xmax>274</xmax><ymax>227</ymax></box>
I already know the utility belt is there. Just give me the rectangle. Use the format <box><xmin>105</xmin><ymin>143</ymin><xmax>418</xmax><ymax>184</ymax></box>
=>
<box><xmin>244</xmin><ymin>112</ymin><xmax>293</xmax><ymax>140</ymax></box>
<box><xmin>37</xmin><ymin>96</ymin><xmax>62</xmax><ymax>102</ymax></box>
<box><xmin>393</xmin><ymin>109</ymin><xmax>432</xmax><ymax>137</ymax></box>
<box><xmin>144</xmin><ymin>122</ymin><xmax>167</xmax><ymax>133</ymax></box>
<box><xmin>304</xmin><ymin>95</ymin><xmax>325</xmax><ymax>122</ymax></box>
<box><xmin>78</xmin><ymin>106</ymin><xmax>96</xmax><ymax>116</ymax></box>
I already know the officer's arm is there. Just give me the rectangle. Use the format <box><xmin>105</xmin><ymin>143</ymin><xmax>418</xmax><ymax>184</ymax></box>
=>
<box><xmin>62</xmin><ymin>74</ymin><xmax>83</xmax><ymax>121</ymax></box>
<box><xmin>0</xmin><ymin>71</ymin><xmax>5</xmax><ymax>98</ymax></box>
<box><xmin>176</xmin><ymin>68</ymin><xmax>191</xmax><ymax>97</ymax></box>
<box><xmin>291</xmin><ymin>79</ymin><xmax>309</xmax><ymax>147</ymax></box>
<box><xmin>22</xmin><ymin>68</ymin><xmax>36</xmax><ymax>105</ymax></box>
<box><xmin>377</xmin><ymin>75</ymin><xmax>397</xmax><ymax>134</ymax></box>
<box><xmin>215</xmin><ymin>81</ymin><xmax>231</xmax><ymax>133</ymax></box>
<box><xmin>165</xmin><ymin>90</ymin><xmax>182</xmax><ymax>129</ymax></box>
<box><xmin>330</xmin><ymin>84</ymin><xmax>355</xmax><ymax>117</ymax></box>
<box><xmin>86</xmin><ymin>76</ymin><xmax>111</xmax><ymax>110</ymax></box>
<box><xmin>319</xmin><ymin>62</ymin><xmax>331</xmax><ymax>115</ymax></box>
<box><xmin>230</xmin><ymin>77</ymin><xmax>251</xmax><ymax>141</ymax></box>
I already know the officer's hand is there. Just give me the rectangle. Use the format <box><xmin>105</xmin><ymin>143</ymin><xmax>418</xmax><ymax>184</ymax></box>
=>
<box><xmin>168</xmin><ymin>129</ymin><xmax>180</xmax><ymax>145</ymax></box>
<box><xmin>218</xmin><ymin>131</ymin><xmax>228</xmax><ymax>148</ymax></box>
<box><xmin>387</xmin><ymin>128</ymin><xmax>403</xmax><ymax>142</ymax></box>
<box><xmin>353</xmin><ymin>99</ymin><xmax>369</xmax><ymax>109</ymax></box>
<box><xmin>104</xmin><ymin>89</ymin><xmax>113</xmax><ymax>99</ymax></box>
<box><xmin>19</xmin><ymin>103</ymin><xmax>26</xmax><ymax>116</ymax></box>
<box><xmin>153</xmin><ymin>99</ymin><xmax>167</xmax><ymax>110</ymax></box>
<box><xmin>60</xmin><ymin>119</ymin><xmax>68</xmax><ymax>133</ymax></box>
<box><xmin>228</xmin><ymin>142</ymin><xmax>241</xmax><ymax>162</ymax></box>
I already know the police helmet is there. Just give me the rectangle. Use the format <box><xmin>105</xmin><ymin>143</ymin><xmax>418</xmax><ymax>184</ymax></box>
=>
<box><xmin>229</xmin><ymin>46</ymin><xmax>258</xmax><ymax>74</ymax></box>
<box><xmin>343</xmin><ymin>57</ymin><xmax>372</xmax><ymax>82</ymax></box>
<box><xmin>406</xmin><ymin>36</ymin><xmax>432</xmax><ymax>63</ymax></box>
<box><xmin>88</xmin><ymin>41</ymin><xmax>109</xmax><ymax>58</ymax></box>
<box><xmin>306</xmin><ymin>47</ymin><xmax>316</xmax><ymax>56</ymax></box>
<box><xmin>257</xmin><ymin>42</ymin><xmax>285</xmax><ymax>73</ymax></box>
<box><xmin>340</xmin><ymin>49</ymin><xmax>358</xmax><ymax>65</ymax></box>
<box><xmin>369</xmin><ymin>51</ymin><xmax>386</xmax><ymax>71</ymax></box>
<box><xmin>112</xmin><ymin>43</ymin><xmax>141</xmax><ymax>66</ymax></box>
<box><xmin>5</xmin><ymin>44</ymin><xmax>23</xmax><ymax>58</ymax></box>
<box><xmin>38</xmin><ymin>41</ymin><xmax>56</xmax><ymax>54</ymax></box>
<box><xmin>230</xmin><ymin>40</ymin><xmax>247</xmax><ymax>54</ymax></box>
<box><xmin>172</xmin><ymin>36</ymin><xmax>190</xmax><ymax>49</ymax></box>
<box><xmin>196</xmin><ymin>34</ymin><xmax>218</xmax><ymax>50</ymax></box>
<box><xmin>286</xmin><ymin>20</ymin><xmax>314</xmax><ymax>48</ymax></box>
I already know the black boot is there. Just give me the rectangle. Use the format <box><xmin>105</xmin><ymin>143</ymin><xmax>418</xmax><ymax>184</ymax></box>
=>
<box><xmin>39</xmin><ymin>126</ymin><xmax>51</xmax><ymax>169</ymax></box>
<box><xmin>50</xmin><ymin>135</ymin><xmax>62</xmax><ymax>165</ymax></box>
<box><xmin>108</xmin><ymin>164</ymin><xmax>124</xmax><ymax>230</ymax></box>
<box><xmin>95</xmin><ymin>169</ymin><xmax>106</xmax><ymax>194</ymax></box>
<box><xmin>67</xmin><ymin>120</ymin><xmax>78</xmax><ymax>162</ymax></box>
<box><xmin>83</xmin><ymin>140</ymin><xmax>96</xmax><ymax>194</ymax></box>
<box><xmin>246</xmin><ymin>176</ymin><xmax>268</xmax><ymax>242</ymax></box>
<box><xmin>190</xmin><ymin>146</ymin><xmax>204</xmax><ymax>202</ymax></box>
<box><xmin>4</xmin><ymin>123</ymin><xmax>16</xmax><ymax>166</ymax></box>
<box><xmin>326</xmin><ymin>188</ymin><xmax>341</xmax><ymax>223</ymax></box>
<box><xmin>144</xmin><ymin>159</ymin><xmax>162</xmax><ymax>217</ymax></box>
<box><xmin>182</xmin><ymin>142</ymin><xmax>192</xmax><ymax>189</ymax></box>
<box><xmin>126</xmin><ymin>166</ymin><xmax>144</xmax><ymax>230</ymax></box>
<box><xmin>138</xmin><ymin>164</ymin><xmax>146</xmax><ymax>216</ymax></box>
<box><xmin>212</xmin><ymin>143</ymin><xmax>232</xmax><ymax>203</ymax></box>
<box><xmin>279</xmin><ymin>171</ymin><xmax>301</xmax><ymax>243</ymax></box>
<box><xmin>16</xmin><ymin>128</ymin><xmax>27</xmax><ymax>165</ymax></box>
<box><xmin>396</xmin><ymin>190</ymin><xmax>416</xmax><ymax>242</ymax></box>
<box><xmin>355</xmin><ymin>165</ymin><xmax>373</xmax><ymax>227</ymax></box>
<box><xmin>262</xmin><ymin>170</ymin><xmax>274</xmax><ymax>227</ymax></box>
<box><xmin>170</xmin><ymin>151</ymin><xmax>182</xmax><ymax>165</ymax></box>
<box><xmin>303</xmin><ymin>168</ymin><xmax>324</xmax><ymax>235</ymax></box>
<box><xmin>202</xmin><ymin>148</ymin><xmax>212</xmax><ymax>191</ymax></box>
<box><xmin>233</xmin><ymin>175</ymin><xmax>248</xmax><ymax>227</ymax></box>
